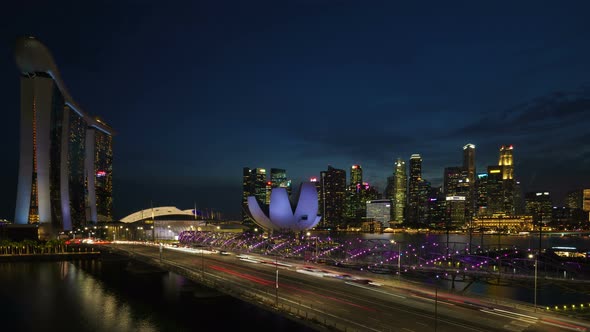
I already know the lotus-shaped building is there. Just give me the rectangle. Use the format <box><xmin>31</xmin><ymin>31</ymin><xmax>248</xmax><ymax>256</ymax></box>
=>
<box><xmin>247</xmin><ymin>182</ymin><xmax>322</xmax><ymax>231</ymax></box>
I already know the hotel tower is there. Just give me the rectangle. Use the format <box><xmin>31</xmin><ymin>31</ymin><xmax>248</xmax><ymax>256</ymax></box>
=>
<box><xmin>14</xmin><ymin>36</ymin><xmax>114</xmax><ymax>236</ymax></box>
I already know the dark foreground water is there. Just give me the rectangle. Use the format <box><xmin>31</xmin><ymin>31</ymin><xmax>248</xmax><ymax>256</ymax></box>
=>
<box><xmin>0</xmin><ymin>259</ymin><xmax>317</xmax><ymax>332</ymax></box>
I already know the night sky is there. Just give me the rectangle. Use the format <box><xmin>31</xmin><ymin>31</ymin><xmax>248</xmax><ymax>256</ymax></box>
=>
<box><xmin>1</xmin><ymin>1</ymin><xmax>589</xmax><ymax>220</ymax></box>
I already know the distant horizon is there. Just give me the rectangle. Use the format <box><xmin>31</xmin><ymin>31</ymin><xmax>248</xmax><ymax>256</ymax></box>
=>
<box><xmin>0</xmin><ymin>149</ymin><xmax>586</xmax><ymax>221</ymax></box>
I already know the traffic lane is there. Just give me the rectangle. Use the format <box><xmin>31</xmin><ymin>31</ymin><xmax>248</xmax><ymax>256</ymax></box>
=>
<box><xmin>114</xmin><ymin>245</ymin><xmax>517</xmax><ymax>331</ymax></box>
<box><xmin>106</xmin><ymin>245</ymin><xmax>584</xmax><ymax>332</ymax></box>
<box><xmin>185</xmin><ymin>254</ymin><xmax>513</xmax><ymax>332</ymax></box>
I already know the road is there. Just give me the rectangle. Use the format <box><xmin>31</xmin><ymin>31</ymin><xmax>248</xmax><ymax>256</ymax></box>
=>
<box><xmin>104</xmin><ymin>243</ymin><xmax>590</xmax><ymax>332</ymax></box>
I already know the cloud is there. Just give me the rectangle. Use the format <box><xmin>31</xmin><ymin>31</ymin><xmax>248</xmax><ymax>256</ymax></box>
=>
<box><xmin>453</xmin><ymin>87</ymin><xmax>590</xmax><ymax>140</ymax></box>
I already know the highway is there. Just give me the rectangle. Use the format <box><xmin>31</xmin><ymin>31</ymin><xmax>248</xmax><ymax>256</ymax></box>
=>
<box><xmin>104</xmin><ymin>243</ymin><xmax>590</xmax><ymax>332</ymax></box>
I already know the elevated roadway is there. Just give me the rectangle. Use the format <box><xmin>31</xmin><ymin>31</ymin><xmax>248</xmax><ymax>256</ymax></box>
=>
<box><xmin>100</xmin><ymin>242</ymin><xmax>590</xmax><ymax>332</ymax></box>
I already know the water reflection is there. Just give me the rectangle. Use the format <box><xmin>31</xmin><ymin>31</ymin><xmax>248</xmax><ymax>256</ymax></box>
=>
<box><xmin>0</xmin><ymin>260</ymin><xmax>315</xmax><ymax>332</ymax></box>
<box><xmin>340</xmin><ymin>231</ymin><xmax>590</xmax><ymax>252</ymax></box>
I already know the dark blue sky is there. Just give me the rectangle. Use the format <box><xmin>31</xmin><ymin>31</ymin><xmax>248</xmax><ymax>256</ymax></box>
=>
<box><xmin>1</xmin><ymin>1</ymin><xmax>590</xmax><ymax>220</ymax></box>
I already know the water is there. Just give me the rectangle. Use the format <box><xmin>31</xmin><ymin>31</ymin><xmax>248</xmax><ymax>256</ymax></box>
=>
<box><xmin>333</xmin><ymin>231</ymin><xmax>590</xmax><ymax>251</ymax></box>
<box><xmin>0</xmin><ymin>258</ymin><xmax>317</xmax><ymax>332</ymax></box>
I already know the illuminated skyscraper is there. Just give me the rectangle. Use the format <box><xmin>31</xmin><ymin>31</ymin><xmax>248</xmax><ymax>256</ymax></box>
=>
<box><xmin>443</xmin><ymin>165</ymin><xmax>470</xmax><ymax>222</ymax></box>
<box><xmin>319</xmin><ymin>166</ymin><xmax>346</xmax><ymax>228</ymax></box>
<box><xmin>89</xmin><ymin>127</ymin><xmax>113</xmax><ymax>222</ymax></box>
<box><xmin>346</xmin><ymin>165</ymin><xmax>364</xmax><ymax>220</ymax></box>
<box><xmin>407</xmin><ymin>154</ymin><xmax>423</xmax><ymax>225</ymax></box>
<box><xmin>270</xmin><ymin>168</ymin><xmax>291</xmax><ymax>195</ymax></box>
<box><xmin>462</xmin><ymin>143</ymin><xmax>476</xmax><ymax>219</ymax></box>
<box><xmin>242</xmin><ymin>168</ymin><xmax>255</xmax><ymax>224</ymax></box>
<box><xmin>462</xmin><ymin>143</ymin><xmax>476</xmax><ymax>184</ymax></box>
<box><xmin>499</xmin><ymin>145</ymin><xmax>516</xmax><ymax>215</ymax></box>
<box><xmin>583</xmin><ymin>189</ymin><xmax>590</xmax><ymax>220</ymax></box>
<box><xmin>310</xmin><ymin>176</ymin><xmax>321</xmax><ymax>210</ymax></box>
<box><xmin>254</xmin><ymin>168</ymin><xmax>267</xmax><ymax>205</ymax></box>
<box><xmin>475</xmin><ymin>173</ymin><xmax>488</xmax><ymax>216</ymax></box>
<box><xmin>443</xmin><ymin>166</ymin><xmax>463</xmax><ymax>196</ymax></box>
<box><xmin>499</xmin><ymin>145</ymin><xmax>514</xmax><ymax>180</ymax></box>
<box><xmin>365</xmin><ymin>199</ymin><xmax>392</xmax><ymax>228</ymax></box>
<box><xmin>14</xmin><ymin>36</ymin><xmax>114</xmax><ymax>236</ymax></box>
<box><xmin>392</xmin><ymin>158</ymin><xmax>406</xmax><ymax>224</ymax></box>
<box><xmin>565</xmin><ymin>190</ymin><xmax>583</xmax><ymax>210</ymax></box>
<box><xmin>525</xmin><ymin>192</ymin><xmax>552</xmax><ymax>225</ymax></box>
<box><xmin>350</xmin><ymin>165</ymin><xmax>362</xmax><ymax>187</ymax></box>
<box><xmin>265</xmin><ymin>180</ymin><xmax>272</xmax><ymax>205</ymax></box>
<box><xmin>486</xmin><ymin>166</ymin><xmax>503</xmax><ymax>215</ymax></box>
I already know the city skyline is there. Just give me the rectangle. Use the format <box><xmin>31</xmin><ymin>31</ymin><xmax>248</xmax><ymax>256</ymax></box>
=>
<box><xmin>1</xmin><ymin>1</ymin><xmax>590</xmax><ymax>220</ymax></box>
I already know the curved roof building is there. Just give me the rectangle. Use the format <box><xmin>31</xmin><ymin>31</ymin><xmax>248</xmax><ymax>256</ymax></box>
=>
<box><xmin>247</xmin><ymin>182</ymin><xmax>322</xmax><ymax>231</ymax></box>
<box><xmin>120</xmin><ymin>206</ymin><xmax>197</xmax><ymax>223</ymax></box>
<box><xmin>14</xmin><ymin>36</ymin><xmax>114</xmax><ymax>235</ymax></box>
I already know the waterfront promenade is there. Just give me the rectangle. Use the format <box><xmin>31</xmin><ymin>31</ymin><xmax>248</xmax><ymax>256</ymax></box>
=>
<box><xmin>0</xmin><ymin>242</ymin><xmax>100</xmax><ymax>261</ymax></box>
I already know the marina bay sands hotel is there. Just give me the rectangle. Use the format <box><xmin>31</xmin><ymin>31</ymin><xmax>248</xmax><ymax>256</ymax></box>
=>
<box><xmin>13</xmin><ymin>36</ymin><xmax>114</xmax><ymax>238</ymax></box>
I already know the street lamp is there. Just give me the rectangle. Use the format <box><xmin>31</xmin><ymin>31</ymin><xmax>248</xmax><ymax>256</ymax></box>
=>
<box><xmin>391</xmin><ymin>240</ymin><xmax>401</xmax><ymax>280</ymax></box>
<box><xmin>275</xmin><ymin>249</ymin><xmax>279</xmax><ymax>307</ymax></box>
<box><xmin>529</xmin><ymin>253</ymin><xmax>537</xmax><ymax>311</ymax></box>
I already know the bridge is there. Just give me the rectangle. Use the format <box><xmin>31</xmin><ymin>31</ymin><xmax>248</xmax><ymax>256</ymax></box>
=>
<box><xmin>98</xmin><ymin>240</ymin><xmax>590</xmax><ymax>332</ymax></box>
<box><xmin>176</xmin><ymin>230</ymin><xmax>590</xmax><ymax>287</ymax></box>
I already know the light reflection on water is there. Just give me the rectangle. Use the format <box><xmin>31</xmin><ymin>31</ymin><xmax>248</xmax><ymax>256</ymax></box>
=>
<box><xmin>0</xmin><ymin>259</ymin><xmax>316</xmax><ymax>332</ymax></box>
<box><xmin>351</xmin><ymin>231</ymin><xmax>590</xmax><ymax>250</ymax></box>
<box><xmin>0</xmin><ymin>261</ymin><xmax>159</xmax><ymax>332</ymax></box>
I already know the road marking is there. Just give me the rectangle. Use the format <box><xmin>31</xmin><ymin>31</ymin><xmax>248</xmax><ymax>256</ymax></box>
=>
<box><xmin>540</xmin><ymin>320</ymin><xmax>588</xmax><ymax>331</ymax></box>
<box><xmin>344</xmin><ymin>282</ymin><xmax>406</xmax><ymax>299</ymax></box>
<box><xmin>510</xmin><ymin>320</ymin><xmax>530</xmax><ymax>327</ymax></box>
<box><xmin>410</xmin><ymin>294</ymin><xmax>455</xmax><ymax>305</ymax></box>
<box><xmin>503</xmin><ymin>323</ymin><xmax>525</xmax><ymax>332</ymax></box>
<box><xmin>480</xmin><ymin>310</ymin><xmax>536</xmax><ymax>324</ymax></box>
<box><xmin>493</xmin><ymin>308</ymin><xmax>537</xmax><ymax>321</ymax></box>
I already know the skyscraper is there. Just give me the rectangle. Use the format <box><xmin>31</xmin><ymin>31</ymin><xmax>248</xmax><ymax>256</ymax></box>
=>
<box><xmin>486</xmin><ymin>165</ymin><xmax>503</xmax><ymax>215</ymax></box>
<box><xmin>499</xmin><ymin>145</ymin><xmax>514</xmax><ymax>180</ymax></box>
<box><xmin>346</xmin><ymin>165</ymin><xmax>364</xmax><ymax>220</ymax></box>
<box><xmin>475</xmin><ymin>173</ymin><xmax>488</xmax><ymax>216</ymax></box>
<box><xmin>392</xmin><ymin>158</ymin><xmax>406</xmax><ymax>224</ymax></box>
<box><xmin>462</xmin><ymin>143</ymin><xmax>476</xmax><ymax>219</ymax></box>
<box><xmin>319</xmin><ymin>166</ymin><xmax>346</xmax><ymax>229</ymax></box>
<box><xmin>407</xmin><ymin>154</ymin><xmax>422</xmax><ymax>225</ymax></box>
<box><xmin>350</xmin><ymin>164</ymin><xmax>362</xmax><ymax>187</ymax></box>
<box><xmin>443</xmin><ymin>166</ymin><xmax>464</xmax><ymax>196</ymax></box>
<box><xmin>241</xmin><ymin>167</ymin><xmax>268</xmax><ymax>225</ymax></box>
<box><xmin>463</xmin><ymin>144</ymin><xmax>476</xmax><ymax>184</ymax></box>
<box><xmin>499</xmin><ymin>145</ymin><xmax>515</xmax><ymax>215</ymax></box>
<box><xmin>442</xmin><ymin>166</ymin><xmax>469</xmax><ymax>224</ymax></box>
<box><xmin>270</xmin><ymin>168</ymin><xmax>291</xmax><ymax>195</ymax></box>
<box><xmin>525</xmin><ymin>192</ymin><xmax>552</xmax><ymax>225</ymax></box>
<box><xmin>14</xmin><ymin>36</ymin><xmax>114</xmax><ymax>236</ymax></box>
<box><xmin>254</xmin><ymin>168</ymin><xmax>267</xmax><ymax>205</ymax></box>
<box><xmin>242</xmin><ymin>167</ymin><xmax>255</xmax><ymax>224</ymax></box>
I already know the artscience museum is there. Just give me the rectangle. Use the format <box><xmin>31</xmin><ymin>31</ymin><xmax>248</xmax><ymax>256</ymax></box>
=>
<box><xmin>247</xmin><ymin>182</ymin><xmax>322</xmax><ymax>231</ymax></box>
